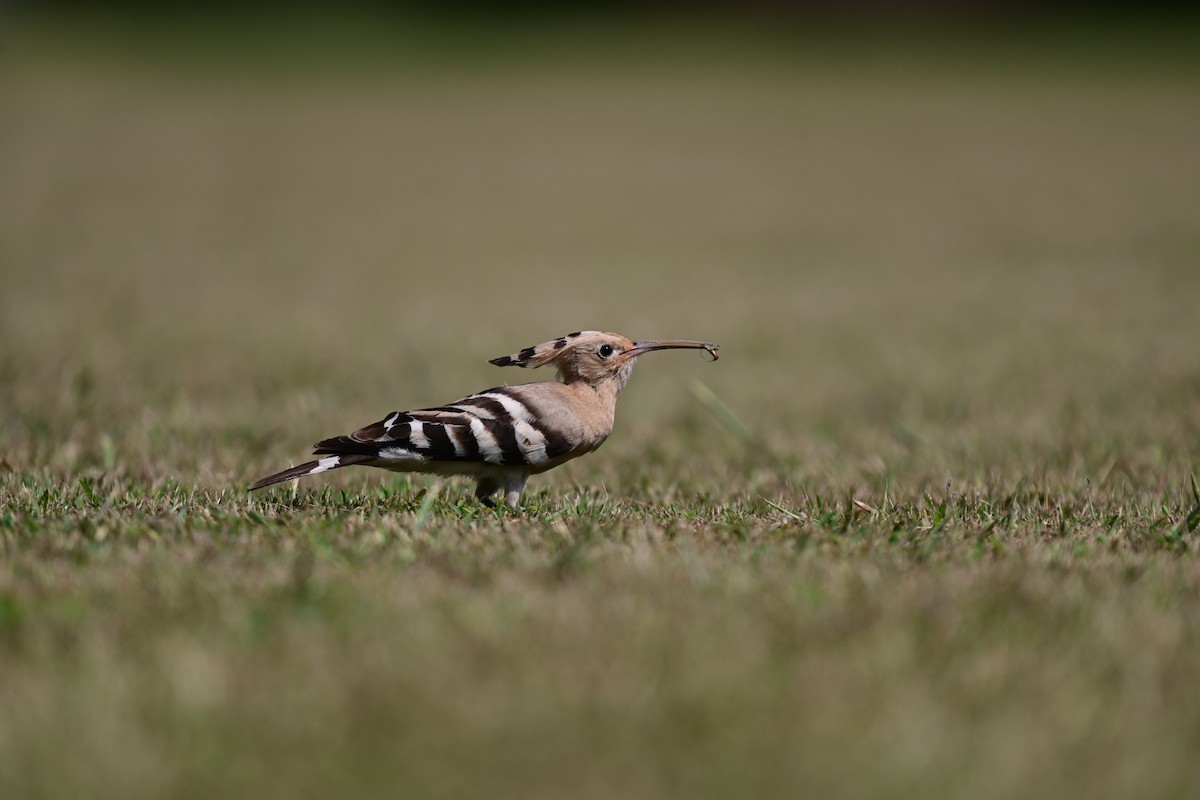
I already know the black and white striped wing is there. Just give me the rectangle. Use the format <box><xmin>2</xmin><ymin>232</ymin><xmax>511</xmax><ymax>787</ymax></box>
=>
<box><xmin>312</xmin><ymin>386</ymin><xmax>572</xmax><ymax>469</ymax></box>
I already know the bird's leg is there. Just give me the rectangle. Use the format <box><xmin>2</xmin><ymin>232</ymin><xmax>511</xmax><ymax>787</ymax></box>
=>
<box><xmin>474</xmin><ymin>477</ymin><xmax>500</xmax><ymax>508</ymax></box>
<box><xmin>502</xmin><ymin>472</ymin><xmax>530</xmax><ymax>510</ymax></box>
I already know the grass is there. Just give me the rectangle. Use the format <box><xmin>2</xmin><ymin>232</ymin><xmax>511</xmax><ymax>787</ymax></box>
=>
<box><xmin>3</xmin><ymin>21</ymin><xmax>1200</xmax><ymax>798</ymax></box>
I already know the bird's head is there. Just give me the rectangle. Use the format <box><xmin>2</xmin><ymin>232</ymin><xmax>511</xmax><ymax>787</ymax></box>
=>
<box><xmin>490</xmin><ymin>331</ymin><xmax>718</xmax><ymax>389</ymax></box>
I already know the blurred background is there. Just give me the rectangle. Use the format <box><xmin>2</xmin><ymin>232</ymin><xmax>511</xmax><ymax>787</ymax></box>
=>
<box><xmin>3</xmin><ymin>8</ymin><xmax>1200</xmax><ymax>797</ymax></box>
<box><xmin>2</xmin><ymin>2</ymin><xmax>1199</xmax><ymax>494</ymax></box>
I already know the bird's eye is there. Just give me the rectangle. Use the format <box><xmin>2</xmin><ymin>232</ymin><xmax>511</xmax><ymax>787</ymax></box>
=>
<box><xmin>598</xmin><ymin>344</ymin><xmax>615</xmax><ymax>358</ymax></box>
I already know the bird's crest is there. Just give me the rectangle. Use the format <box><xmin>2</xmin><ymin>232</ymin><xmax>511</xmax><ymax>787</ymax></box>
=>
<box><xmin>488</xmin><ymin>331</ymin><xmax>599</xmax><ymax>369</ymax></box>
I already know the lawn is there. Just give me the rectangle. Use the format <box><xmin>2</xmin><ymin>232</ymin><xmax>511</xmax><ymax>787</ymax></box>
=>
<box><xmin>2</xmin><ymin>20</ymin><xmax>1200</xmax><ymax>798</ymax></box>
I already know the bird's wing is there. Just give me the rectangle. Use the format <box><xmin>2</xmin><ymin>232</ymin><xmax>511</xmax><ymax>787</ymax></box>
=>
<box><xmin>311</xmin><ymin>386</ymin><xmax>574</xmax><ymax>468</ymax></box>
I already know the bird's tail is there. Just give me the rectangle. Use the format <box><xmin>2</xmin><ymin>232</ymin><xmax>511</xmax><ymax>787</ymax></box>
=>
<box><xmin>248</xmin><ymin>454</ymin><xmax>375</xmax><ymax>491</ymax></box>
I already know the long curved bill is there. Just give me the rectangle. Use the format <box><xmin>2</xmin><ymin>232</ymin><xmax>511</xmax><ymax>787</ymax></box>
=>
<box><xmin>624</xmin><ymin>339</ymin><xmax>720</xmax><ymax>361</ymax></box>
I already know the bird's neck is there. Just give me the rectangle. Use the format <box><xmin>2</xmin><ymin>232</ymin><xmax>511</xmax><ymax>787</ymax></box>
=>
<box><xmin>561</xmin><ymin>363</ymin><xmax>634</xmax><ymax>406</ymax></box>
<box><xmin>560</xmin><ymin>370</ymin><xmax>632</xmax><ymax>440</ymax></box>
<box><xmin>585</xmin><ymin>375</ymin><xmax>626</xmax><ymax>410</ymax></box>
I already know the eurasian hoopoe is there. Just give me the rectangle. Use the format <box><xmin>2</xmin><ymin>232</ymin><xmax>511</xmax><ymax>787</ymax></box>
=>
<box><xmin>249</xmin><ymin>331</ymin><xmax>719</xmax><ymax>508</ymax></box>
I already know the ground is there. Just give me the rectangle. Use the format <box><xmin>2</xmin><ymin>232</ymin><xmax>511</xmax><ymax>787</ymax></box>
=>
<box><xmin>2</xmin><ymin>21</ymin><xmax>1200</xmax><ymax>798</ymax></box>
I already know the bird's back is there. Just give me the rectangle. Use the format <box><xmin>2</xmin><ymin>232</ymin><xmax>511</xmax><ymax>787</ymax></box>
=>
<box><xmin>312</xmin><ymin>380</ymin><xmax>606</xmax><ymax>475</ymax></box>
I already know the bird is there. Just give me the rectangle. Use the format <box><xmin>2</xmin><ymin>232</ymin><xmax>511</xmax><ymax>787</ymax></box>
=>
<box><xmin>249</xmin><ymin>331</ymin><xmax>719</xmax><ymax>508</ymax></box>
